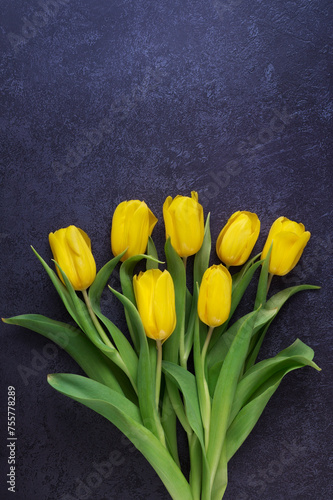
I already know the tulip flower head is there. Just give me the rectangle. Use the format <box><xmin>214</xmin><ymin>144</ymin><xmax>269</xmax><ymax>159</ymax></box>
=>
<box><xmin>198</xmin><ymin>264</ymin><xmax>232</xmax><ymax>328</ymax></box>
<box><xmin>163</xmin><ymin>191</ymin><xmax>204</xmax><ymax>257</ymax></box>
<box><xmin>49</xmin><ymin>225</ymin><xmax>96</xmax><ymax>291</ymax></box>
<box><xmin>262</xmin><ymin>216</ymin><xmax>311</xmax><ymax>276</ymax></box>
<box><xmin>111</xmin><ymin>200</ymin><xmax>158</xmax><ymax>261</ymax></box>
<box><xmin>133</xmin><ymin>269</ymin><xmax>176</xmax><ymax>341</ymax></box>
<box><xmin>216</xmin><ymin>211</ymin><xmax>260</xmax><ymax>267</ymax></box>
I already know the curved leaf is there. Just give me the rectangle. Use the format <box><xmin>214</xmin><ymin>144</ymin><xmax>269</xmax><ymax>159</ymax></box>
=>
<box><xmin>48</xmin><ymin>374</ymin><xmax>193</xmax><ymax>500</ymax></box>
<box><xmin>206</xmin><ymin>310</ymin><xmax>259</xmax><ymax>490</ymax></box>
<box><xmin>89</xmin><ymin>252</ymin><xmax>125</xmax><ymax>306</ymax></box>
<box><xmin>3</xmin><ymin>314</ymin><xmax>125</xmax><ymax>395</ymax></box>
<box><xmin>31</xmin><ymin>247</ymin><xmax>82</xmax><ymax>327</ymax></box>
<box><xmin>229</xmin><ymin>338</ymin><xmax>321</xmax><ymax>424</ymax></box>
<box><xmin>147</xmin><ymin>237</ymin><xmax>159</xmax><ymax>270</ymax></box>
<box><xmin>163</xmin><ymin>361</ymin><xmax>204</xmax><ymax>449</ymax></box>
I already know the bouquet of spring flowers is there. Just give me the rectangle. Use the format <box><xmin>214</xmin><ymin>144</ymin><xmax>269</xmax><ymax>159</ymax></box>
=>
<box><xmin>3</xmin><ymin>192</ymin><xmax>320</xmax><ymax>500</ymax></box>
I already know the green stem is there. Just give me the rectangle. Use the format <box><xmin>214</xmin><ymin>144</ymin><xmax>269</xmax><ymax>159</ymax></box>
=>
<box><xmin>202</xmin><ymin>326</ymin><xmax>214</xmax><ymax>362</ymax></box>
<box><xmin>82</xmin><ymin>289</ymin><xmax>114</xmax><ymax>348</ymax></box>
<box><xmin>201</xmin><ymin>326</ymin><xmax>214</xmax><ymax>450</ymax></box>
<box><xmin>179</xmin><ymin>256</ymin><xmax>188</xmax><ymax>369</ymax></box>
<box><xmin>155</xmin><ymin>340</ymin><xmax>162</xmax><ymax>411</ymax></box>
<box><xmin>188</xmin><ymin>432</ymin><xmax>202</xmax><ymax>500</ymax></box>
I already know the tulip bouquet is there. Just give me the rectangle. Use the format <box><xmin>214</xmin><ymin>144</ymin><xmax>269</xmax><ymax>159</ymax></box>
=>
<box><xmin>3</xmin><ymin>192</ymin><xmax>320</xmax><ymax>500</ymax></box>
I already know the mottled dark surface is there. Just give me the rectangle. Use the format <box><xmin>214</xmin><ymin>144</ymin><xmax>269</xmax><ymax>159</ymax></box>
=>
<box><xmin>0</xmin><ymin>0</ymin><xmax>332</xmax><ymax>499</ymax></box>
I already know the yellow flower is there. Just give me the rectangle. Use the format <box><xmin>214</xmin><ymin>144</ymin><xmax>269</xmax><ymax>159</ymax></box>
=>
<box><xmin>216</xmin><ymin>211</ymin><xmax>260</xmax><ymax>266</ymax></box>
<box><xmin>49</xmin><ymin>225</ymin><xmax>96</xmax><ymax>291</ymax></box>
<box><xmin>261</xmin><ymin>216</ymin><xmax>311</xmax><ymax>276</ymax></box>
<box><xmin>133</xmin><ymin>269</ymin><xmax>176</xmax><ymax>341</ymax></box>
<box><xmin>197</xmin><ymin>264</ymin><xmax>232</xmax><ymax>328</ymax></box>
<box><xmin>111</xmin><ymin>200</ymin><xmax>158</xmax><ymax>261</ymax></box>
<box><xmin>163</xmin><ymin>191</ymin><xmax>204</xmax><ymax>257</ymax></box>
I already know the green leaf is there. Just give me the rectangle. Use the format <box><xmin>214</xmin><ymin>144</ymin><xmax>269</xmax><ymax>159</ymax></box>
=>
<box><xmin>245</xmin><ymin>283</ymin><xmax>320</xmax><ymax>369</ymax></box>
<box><xmin>193</xmin><ymin>212</ymin><xmax>211</xmax><ymax>287</ymax></box>
<box><xmin>146</xmin><ymin>237</ymin><xmax>159</xmax><ymax>270</ymax></box>
<box><xmin>231</xmin><ymin>253</ymin><xmax>261</xmax><ymax>289</ymax></box>
<box><xmin>254</xmin><ymin>244</ymin><xmax>272</xmax><ymax>309</ymax></box>
<box><xmin>206</xmin><ymin>309</ymin><xmax>259</xmax><ymax>490</ymax></box>
<box><xmin>47</xmin><ymin>374</ymin><xmax>193</xmax><ymax>500</ymax></box>
<box><xmin>53</xmin><ymin>260</ymin><xmax>102</xmax><ymax>342</ymax></box>
<box><xmin>163</xmin><ymin>361</ymin><xmax>205</xmax><ymax>449</ymax></box>
<box><xmin>88</xmin><ymin>253</ymin><xmax>139</xmax><ymax>390</ymax></box>
<box><xmin>207</xmin><ymin>306</ymin><xmax>276</xmax><ymax>396</ymax></box>
<box><xmin>207</xmin><ymin>283</ymin><xmax>320</xmax><ymax>390</ymax></box>
<box><xmin>193</xmin><ymin>302</ymin><xmax>211</xmax><ymax>452</ymax></box>
<box><xmin>31</xmin><ymin>247</ymin><xmax>82</xmax><ymax>328</ymax></box>
<box><xmin>229</xmin><ymin>338</ymin><xmax>321</xmax><ymax>425</ymax></box>
<box><xmin>3</xmin><ymin>314</ymin><xmax>125</xmax><ymax>395</ymax></box>
<box><xmin>53</xmin><ymin>262</ymin><xmax>137</xmax><ymax>398</ymax></box>
<box><xmin>226</xmin><ymin>343</ymin><xmax>320</xmax><ymax>462</ymax></box>
<box><xmin>161</xmin><ymin>390</ymin><xmax>180</xmax><ymax>467</ymax></box>
<box><xmin>89</xmin><ymin>252</ymin><xmax>126</xmax><ymax>306</ymax></box>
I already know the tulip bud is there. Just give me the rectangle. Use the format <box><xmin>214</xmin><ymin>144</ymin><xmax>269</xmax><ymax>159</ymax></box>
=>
<box><xmin>111</xmin><ymin>200</ymin><xmax>158</xmax><ymax>261</ymax></box>
<box><xmin>216</xmin><ymin>211</ymin><xmax>260</xmax><ymax>267</ymax></box>
<box><xmin>197</xmin><ymin>264</ymin><xmax>232</xmax><ymax>328</ymax></box>
<box><xmin>49</xmin><ymin>225</ymin><xmax>96</xmax><ymax>291</ymax></box>
<box><xmin>261</xmin><ymin>216</ymin><xmax>311</xmax><ymax>276</ymax></box>
<box><xmin>133</xmin><ymin>269</ymin><xmax>176</xmax><ymax>341</ymax></box>
<box><xmin>163</xmin><ymin>191</ymin><xmax>204</xmax><ymax>257</ymax></box>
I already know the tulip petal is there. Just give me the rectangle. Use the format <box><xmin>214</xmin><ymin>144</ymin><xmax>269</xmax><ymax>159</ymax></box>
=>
<box><xmin>112</xmin><ymin>200</ymin><xmax>158</xmax><ymax>261</ymax></box>
<box><xmin>111</xmin><ymin>201</ymin><xmax>129</xmax><ymax>257</ymax></box>
<box><xmin>154</xmin><ymin>271</ymin><xmax>176</xmax><ymax>341</ymax></box>
<box><xmin>217</xmin><ymin>212</ymin><xmax>260</xmax><ymax>267</ymax></box>
<box><xmin>198</xmin><ymin>265</ymin><xmax>232</xmax><ymax>327</ymax></box>
<box><xmin>128</xmin><ymin>202</ymin><xmax>150</xmax><ymax>258</ymax></box>
<box><xmin>163</xmin><ymin>193</ymin><xmax>204</xmax><ymax>257</ymax></box>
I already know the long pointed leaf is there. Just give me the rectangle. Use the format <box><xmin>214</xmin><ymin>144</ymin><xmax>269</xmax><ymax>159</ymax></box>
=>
<box><xmin>146</xmin><ymin>237</ymin><xmax>159</xmax><ymax>270</ymax></box>
<box><xmin>89</xmin><ymin>252</ymin><xmax>125</xmax><ymax>306</ymax></box>
<box><xmin>3</xmin><ymin>314</ymin><xmax>125</xmax><ymax>395</ymax></box>
<box><xmin>226</xmin><ymin>357</ymin><xmax>319</xmax><ymax>461</ymax></box>
<box><xmin>163</xmin><ymin>361</ymin><xmax>205</xmax><ymax>449</ymax></box>
<box><xmin>47</xmin><ymin>374</ymin><xmax>193</xmax><ymax>500</ymax></box>
<box><xmin>193</xmin><ymin>212</ymin><xmax>211</xmax><ymax>287</ymax></box>
<box><xmin>206</xmin><ymin>309</ymin><xmax>259</xmax><ymax>490</ymax></box>
<box><xmin>229</xmin><ymin>339</ymin><xmax>321</xmax><ymax>424</ymax></box>
<box><xmin>31</xmin><ymin>247</ymin><xmax>82</xmax><ymax>327</ymax></box>
<box><xmin>88</xmin><ymin>252</ymin><xmax>139</xmax><ymax>388</ymax></box>
<box><xmin>254</xmin><ymin>245</ymin><xmax>272</xmax><ymax>309</ymax></box>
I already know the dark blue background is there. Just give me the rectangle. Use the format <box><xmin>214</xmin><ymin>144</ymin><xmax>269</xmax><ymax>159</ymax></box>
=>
<box><xmin>1</xmin><ymin>0</ymin><xmax>332</xmax><ymax>499</ymax></box>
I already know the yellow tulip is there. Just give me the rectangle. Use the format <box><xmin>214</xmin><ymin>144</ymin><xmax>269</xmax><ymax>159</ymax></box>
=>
<box><xmin>198</xmin><ymin>264</ymin><xmax>232</xmax><ymax>328</ymax></box>
<box><xmin>49</xmin><ymin>225</ymin><xmax>96</xmax><ymax>291</ymax></box>
<box><xmin>163</xmin><ymin>191</ymin><xmax>204</xmax><ymax>257</ymax></box>
<box><xmin>133</xmin><ymin>269</ymin><xmax>176</xmax><ymax>341</ymax></box>
<box><xmin>216</xmin><ymin>211</ymin><xmax>260</xmax><ymax>266</ymax></box>
<box><xmin>111</xmin><ymin>200</ymin><xmax>158</xmax><ymax>261</ymax></box>
<box><xmin>261</xmin><ymin>216</ymin><xmax>311</xmax><ymax>276</ymax></box>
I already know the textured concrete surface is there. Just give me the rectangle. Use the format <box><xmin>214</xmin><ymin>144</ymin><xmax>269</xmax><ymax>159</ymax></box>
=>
<box><xmin>0</xmin><ymin>0</ymin><xmax>332</xmax><ymax>499</ymax></box>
